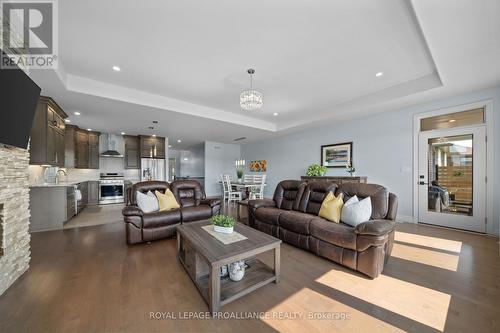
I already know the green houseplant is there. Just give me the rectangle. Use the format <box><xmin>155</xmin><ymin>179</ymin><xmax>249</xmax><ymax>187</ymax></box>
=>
<box><xmin>212</xmin><ymin>214</ymin><xmax>236</xmax><ymax>234</ymax></box>
<box><xmin>306</xmin><ymin>163</ymin><xmax>327</xmax><ymax>177</ymax></box>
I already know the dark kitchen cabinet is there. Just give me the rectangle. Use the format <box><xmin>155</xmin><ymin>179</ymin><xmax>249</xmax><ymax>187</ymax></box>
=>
<box><xmin>140</xmin><ymin>135</ymin><xmax>165</xmax><ymax>159</ymax></box>
<box><xmin>124</xmin><ymin>135</ymin><xmax>140</xmax><ymax>169</ymax></box>
<box><xmin>87</xmin><ymin>181</ymin><xmax>99</xmax><ymax>205</ymax></box>
<box><xmin>76</xmin><ymin>181</ymin><xmax>88</xmax><ymax>214</ymax></box>
<box><xmin>55</xmin><ymin>131</ymin><xmax>65</xmax><ymax>167</ymax></box>
<box><xmin>88</xmin><ymin>132</ymin><xmax>99</xmax><ymax>169</ymax></box>
<box><xmin>66</xmin><ymin>186</ymin><xmax>76</xmax><ymax>222</ymax></box>
<box><xmin>46</xmin><ymin>125</ymin><xmax>56</xmax><ymax>165</ymax></box>
<box><xmin>75</xmin><ymin>129</ymin><xmax>89</xmax><ymax>168</ymax></box>
<box><xmin>73</xmin><ymin>129</ymin><xmax>100</xmax><ymax>169</ymax></box>
<box><xmin>64</xmin><ymin>125</ymin><xmax>76</xmax><ymax>168</ymax></box>
<box><xmin>29</xmin><ymin>96</ymin><xmax>68</xmax><ymax>166</ymax></box>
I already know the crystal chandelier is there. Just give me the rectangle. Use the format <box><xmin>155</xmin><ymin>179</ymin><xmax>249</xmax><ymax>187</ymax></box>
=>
<box><xmin>240</xmin><ymin>69</ymin><xmax>263</xmax><ymax>110</ymax></box>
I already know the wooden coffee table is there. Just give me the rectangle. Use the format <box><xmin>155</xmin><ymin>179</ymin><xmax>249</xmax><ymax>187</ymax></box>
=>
<box><xmin>176</xmin><ymin>220</ymin><xmax>281</xmax><ymax>314</ymax></box>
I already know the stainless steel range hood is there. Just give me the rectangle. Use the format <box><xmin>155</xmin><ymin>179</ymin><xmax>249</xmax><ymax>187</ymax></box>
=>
<box><xmin>100</xmin><ymin>134</ymin><xmax>123</xmax><ymax>158</ymax></box>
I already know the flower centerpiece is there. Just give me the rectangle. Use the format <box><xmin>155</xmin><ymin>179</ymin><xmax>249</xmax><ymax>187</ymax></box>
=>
<box><xmin>235</xmin><ymin>159</ymin><xmax>245</xmax><ymax>182</ymax></box>
<box><xmin>345</xmin><ymin>163</ymin><xmax>356</xmax><ymax>177</ymax></box>
<box><xmin>306</xmin><ymin>163</ymin><xmax>327</xmax><ymax>177</ymax></box>
<box><xmin>249</xmin><ymin>186</ymin><xmax>258</xmax><ymax>199</ymax></box>
<box><xmin>212</xmin><ymin>214</ymin><xmax>236</xmax><ymax>234</ymax></box>
<box><xmin>236</xmin><ymin>169</ymin><xmax>243</xmax><ymax>182</ymax></box>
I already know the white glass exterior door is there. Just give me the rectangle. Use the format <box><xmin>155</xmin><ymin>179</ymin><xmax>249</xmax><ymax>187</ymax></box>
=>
<box><xmin>418</xmin><ymin>126</ymin><xmax>486</xmax><ymax>232</ymax></box>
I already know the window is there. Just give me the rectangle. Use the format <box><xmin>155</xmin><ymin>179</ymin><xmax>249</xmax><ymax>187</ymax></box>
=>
<box><xmin>420</xmin><ymin>108</ymin><xmax>484</xmax><ymax>131</ymax></box>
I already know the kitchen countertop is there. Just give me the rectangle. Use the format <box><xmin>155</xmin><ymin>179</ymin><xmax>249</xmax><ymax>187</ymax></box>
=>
<box><xmin>30</xmin><ymin>178</ymin><xmax>140</xmax><ymax>188</ymax></box>
<box><xmin>29</xmin><ymin>180</ymin><xmax>97</xmax><ymax>188</ymax></box>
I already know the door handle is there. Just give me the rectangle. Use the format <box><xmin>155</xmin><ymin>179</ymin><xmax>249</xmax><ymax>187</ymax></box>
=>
<box><xmin>419</xmin><ymin>181</ymin><xmax>429</xmax><ymax>185</ymax></box>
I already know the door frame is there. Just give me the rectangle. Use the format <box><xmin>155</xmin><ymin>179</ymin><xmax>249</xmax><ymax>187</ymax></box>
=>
<box><xmin>412</xmin><ymin>99</ymin><xmax>494</xmax><ymax>234</ymax></box>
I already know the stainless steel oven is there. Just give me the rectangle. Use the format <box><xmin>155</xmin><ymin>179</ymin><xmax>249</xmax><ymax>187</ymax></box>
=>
<box><xmin>99</xmin><ymin>173</ymin><xmax>124</xmax><ymax>204</ymax></box>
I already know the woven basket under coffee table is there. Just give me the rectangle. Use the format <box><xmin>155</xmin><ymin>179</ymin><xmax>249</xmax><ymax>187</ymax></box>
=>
<box><xmin>176</xmin><ymin>220</ymin><xmax>281</xmax><ymax>315</ymax></box>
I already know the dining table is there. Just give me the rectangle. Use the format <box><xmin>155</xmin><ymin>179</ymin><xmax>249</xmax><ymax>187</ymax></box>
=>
<box><xmin>219</xmin><ymin>180</ymin><xmax>267</xmax><ymax>199</ymax></box>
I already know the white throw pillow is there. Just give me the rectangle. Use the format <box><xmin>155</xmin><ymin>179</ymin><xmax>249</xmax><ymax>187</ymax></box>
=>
<box><xmin>136</xmin><ymin>191</ymin><xmax>159</xmax><ymax>213</ymax></box>
<box><xmin>341</xmin><ymin>195</ymin><xmax>372</xmax><ymax>227</ymax></box>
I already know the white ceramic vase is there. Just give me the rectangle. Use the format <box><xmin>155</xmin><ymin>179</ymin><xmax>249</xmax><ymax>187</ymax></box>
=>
<box><xmin>214</xmin><ymin>225</ymin><xmax>233</xmax><ymax>234</ymax></box>
<box><xmin>229</xmin><ymin>260</ymin><xmax>246</xmax><ymax>281</ymax></box>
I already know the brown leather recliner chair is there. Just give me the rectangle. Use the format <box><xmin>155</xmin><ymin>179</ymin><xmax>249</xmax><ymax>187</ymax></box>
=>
<box><xmin>170</xmin><ymin>180</ymin><xmax>221</xmax><ymax>222</ymax></box>
<box><xmin>122</xmin><ymin>180</ymin><xmax>221</xmax><ymax>245</ymax></box>
<box><xmin>248</xmin><ymin>180</ymin><xmax>397</xmax><ymax>278</ymax></box>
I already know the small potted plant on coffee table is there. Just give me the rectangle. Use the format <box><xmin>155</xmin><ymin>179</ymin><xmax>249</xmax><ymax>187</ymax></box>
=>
<box><xmin>212</xmin><ymin>214</ymin><xmax>236</xmax><ymax>234</ymax></box>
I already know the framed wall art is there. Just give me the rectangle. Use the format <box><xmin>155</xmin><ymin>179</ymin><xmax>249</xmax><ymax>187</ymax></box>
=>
<box><xmin>321</xmin><ymin>142</ymin><xmax>353</xmax><ymax>168</ymax></box>
<box><xmin>249</xmin><ymin>160</ymin><xmax>267</xmax><ymax>172</ymax></box>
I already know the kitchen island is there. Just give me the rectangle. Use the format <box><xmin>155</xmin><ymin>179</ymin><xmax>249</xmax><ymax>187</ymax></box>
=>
<box><xmin>29</xmin><ymin>180</ymin><xmax>98</xmax><ymax>232</ymax></box>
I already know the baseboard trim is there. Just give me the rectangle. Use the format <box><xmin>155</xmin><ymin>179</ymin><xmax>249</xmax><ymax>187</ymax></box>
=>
<box><xmin>396</xmin><ymin>215</ymin><xmax>416</xmax><ymax>223</ymax></box>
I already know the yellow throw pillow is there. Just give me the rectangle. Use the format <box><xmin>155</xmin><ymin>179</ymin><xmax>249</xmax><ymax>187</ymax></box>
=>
<box><xmin>155</xmin><ymin>189</ymin><xmax>180</xmax><ymax>211</ymax></box>
<box><xmin>318</xmin><ymin>192</ymin><xmax>344</xmax><ymax>223</ymax></box>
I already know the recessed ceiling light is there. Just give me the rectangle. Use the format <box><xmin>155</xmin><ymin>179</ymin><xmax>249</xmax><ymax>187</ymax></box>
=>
<box><xmin>121</xmin><ymin>132</ymin><xmax>126</xmax><ymax>135</ymax></box>
<box><xmin>273</xmin><ymin>112</ymin><xmax>279</xmax><ymax>116</ymax></box>
<box><xmin>112</xmin><ymin>66</ymin><xmax>121</xmax><ymax>72</ymax></box>
<box><xmin>448</xmin><ymin>119</ymin><xmax>456</xmax><ymax>123</ymax></box>
<box><xmin>87</xmin><ymin>128</ymin><xmax>92</xmax><ymax>131</ymax></box>
<box><xmin>177</xmin><ymin>139</ymin><xmax>182</xmax><ymax>143</ymax></box>
<box><xmin>152</xmin><ymin>134</ymin><xmax>157</xmax><ymax>137</ymax></box>
<box><xmin>183</xmin><ymin>158</ymin><xmax>188</xmax><ymax>161</ymax></box>
<box><xmin>74</xmin><ymin>111</ymin><xmax>81</xmax><ymax>116</ymax></box>
<box><xmin>168</xmin><ymin>145</ymin><xmax>172</xmax><ymax>148</ymax></box>
<box><xmin>375</xmin><ymin>72</ymin><xmax>383</xmax><ymax>77</ymax></box>
<box><xmin>65</xmin><ymin>119</ymin><xmax>71</xmax><ymax>123</ymax></box>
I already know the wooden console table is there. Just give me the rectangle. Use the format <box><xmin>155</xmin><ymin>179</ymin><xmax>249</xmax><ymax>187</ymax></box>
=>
<box><xmin>301</xmin><ymin>176</ymin><xmax>367</xmax><ymax>184</ymax></box>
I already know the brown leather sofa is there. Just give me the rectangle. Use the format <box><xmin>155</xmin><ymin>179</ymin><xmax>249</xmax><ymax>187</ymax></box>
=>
<box><xmin>248</xmin><ymin>180</ymin><xmax>397</xmax><ymax>278</ymax></box>
<box><xmin>122</xmin><ymin>180</ymin><xmax>221</xmax><ymax>245</ymax></box>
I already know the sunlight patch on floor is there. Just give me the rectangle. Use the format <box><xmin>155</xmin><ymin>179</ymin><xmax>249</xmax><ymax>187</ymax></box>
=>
<box><xmin>391</xmin><ymin>243</ymin><xmax>460</xmax><ymax>271</ymax></box>
<box><xmin>395</xmin><ymin>231</ymin><xmax>462</xmax><ymax>253</ymax></box>
<box><xmin>316</xmin><ymin>269</ymin><xmax>451</xmax><ymax>332</ymax></box>
<box><xmin>262</xmin><ymin>287</ymin><xmax>405</xmax><ymax>333</ymax></box>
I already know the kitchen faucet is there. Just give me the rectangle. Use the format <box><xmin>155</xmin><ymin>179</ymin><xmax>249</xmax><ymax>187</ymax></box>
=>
<box><xmin>55</xmin><ymin>169</ymin><xmax>67</xmax><ymax>184</ymax></box>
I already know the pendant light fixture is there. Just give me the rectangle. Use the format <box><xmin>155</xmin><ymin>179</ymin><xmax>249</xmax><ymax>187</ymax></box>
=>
<box><xmin>240</xmin><ymin>68</ymin><xmax>263</xmax><ymax>111</ymax></box>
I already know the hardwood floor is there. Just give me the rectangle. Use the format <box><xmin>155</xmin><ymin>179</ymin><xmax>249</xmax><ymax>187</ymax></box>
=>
<box><xmin>0</xmin><ymin>203</ymin><xmax>498</xmax><ymax>333</ymax></box>
<box><xmin>63</xmin><ymin>204</ymin><xmax>123</xmax><ymax>229</ymax></box>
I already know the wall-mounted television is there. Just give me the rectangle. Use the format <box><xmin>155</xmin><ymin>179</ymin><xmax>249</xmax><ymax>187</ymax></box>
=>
<box><xmin>0</xmin><ymin>49</ymin><xmax>41</xmax><ymax>149</ymax></box>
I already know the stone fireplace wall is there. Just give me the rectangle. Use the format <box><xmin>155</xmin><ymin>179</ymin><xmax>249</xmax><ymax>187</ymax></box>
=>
<box><xmin>0</xmin><ymin>145</ymin><xmax>31</xmax><ymax>295</ymax></box>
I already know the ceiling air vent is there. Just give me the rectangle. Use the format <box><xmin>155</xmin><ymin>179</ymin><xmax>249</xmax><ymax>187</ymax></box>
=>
<box><xmin>234</xmin><ymin>137</ymin><xmax>246</xmax><ymax>142</ymax></box>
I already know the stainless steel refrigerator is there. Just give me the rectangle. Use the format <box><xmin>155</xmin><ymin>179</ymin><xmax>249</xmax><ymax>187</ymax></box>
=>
<box><xmin>141</xmin><ymin>158</ymin><xmax>166</xmax><ymax>181</ymax></box>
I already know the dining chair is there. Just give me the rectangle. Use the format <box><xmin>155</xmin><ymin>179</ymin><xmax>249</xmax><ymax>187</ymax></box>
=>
<box><xmin>224</xmin><ymin>175</ymin><xmax>243</xmax><ymax>202</ymax></box>
<box><xmin>243</xmin><ymin>174</ymin><xmax>253</xmax><ymax>183</ymax></box>
<box><xmin>220</xmin><ymin>174</ymin><xmax>229</xmax><ymax>201</ymax></box>
<box><xmin>253</xmin><ymin>174</ymin><xmax>265</xmax><ymax>184</ymax></box>
<box><xmin>253</xmin><ymin>174</ymin><xmax>266</xmax><ymax>199</ymax></box>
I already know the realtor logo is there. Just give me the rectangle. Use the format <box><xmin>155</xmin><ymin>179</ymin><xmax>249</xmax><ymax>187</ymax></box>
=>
<box><xmin>1</xmin><ymin>0</ymin><xmax>58</xmax><ymax>69</ymax></box>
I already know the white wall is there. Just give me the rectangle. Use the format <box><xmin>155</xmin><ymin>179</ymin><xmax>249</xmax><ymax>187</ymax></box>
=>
<box><xmin>180</xmin><ymin>143</ymin><xmax>205</xmax><ymax>177</ymax></box>
<box><xmin>242</xmin><ymin>86</ymin><xmax>500</xmax><ymax>235</ymax></box>
<box><xmin>204</xmin><ymin>141</ymin><xmax>241</xmax><ymax>197</ymax></box>
<box><xmin>170</xmin><ymin>144</ymin><xmax>205</xmax><ymax>178</ymax></box>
